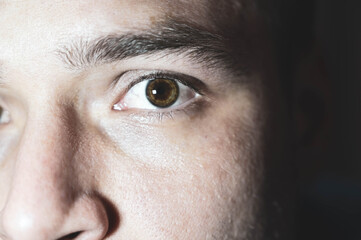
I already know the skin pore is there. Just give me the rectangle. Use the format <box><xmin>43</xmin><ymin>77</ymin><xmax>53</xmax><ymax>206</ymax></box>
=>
<box><xmin>0</xmin><ymin>0</ymin><xmax>285</xmax><ymax>239</ymax></box>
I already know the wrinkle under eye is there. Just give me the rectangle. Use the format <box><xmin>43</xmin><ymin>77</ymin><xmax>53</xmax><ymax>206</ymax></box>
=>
<box><xmin>146</xmin><ymin>78</ymin><xmax>179</xmax><ymax>108</ymax></box>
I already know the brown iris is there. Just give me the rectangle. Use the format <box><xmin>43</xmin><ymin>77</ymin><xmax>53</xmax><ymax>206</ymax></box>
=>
<box><xmin>146</xmin><ymin>78</ymin><xmax>179</xmax><ymax>108</ymax></box>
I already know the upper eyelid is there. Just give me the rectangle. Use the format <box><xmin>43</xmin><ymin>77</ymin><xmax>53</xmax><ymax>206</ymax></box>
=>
<box><xmin>122</xmin><ymin>70</ymin><xmax>208</xmax><ymax>95</ymax></box>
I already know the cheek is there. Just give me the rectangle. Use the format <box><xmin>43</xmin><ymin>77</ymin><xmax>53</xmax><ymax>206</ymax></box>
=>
<box><xmin>0</xmin><ymin>159</ymin><xmax>13</xmax><ymax>210</ymax></box>
<box><xmin>91</xmin><ymin>93</ymin><xmax>264</xmax><ymax>238</ymax></box>
<box><xmin>99</xmin><ymin>144</ymin><xmax>251</xmax><ymax>239</ymax></box>
<box><xmin>0</xmin><ymin>129</ymin><xmax>21</xmax><ymax>210</ymax></box>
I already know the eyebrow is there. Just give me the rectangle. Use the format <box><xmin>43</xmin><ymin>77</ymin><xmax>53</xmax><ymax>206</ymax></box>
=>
<box><xmin>56</xmin><ymin>21</ymin><xmax>245</xmax><ymax>73</ymax></box>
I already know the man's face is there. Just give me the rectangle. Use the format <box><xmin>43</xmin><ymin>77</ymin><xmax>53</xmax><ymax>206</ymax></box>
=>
<box><xmin>0</xmin><ymin>0</ymin><xmax>275</xmax><ymax>239</ymax></box>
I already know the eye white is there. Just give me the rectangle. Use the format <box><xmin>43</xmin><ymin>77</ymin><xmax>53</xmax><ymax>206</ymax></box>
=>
<box><xmin>113</xmin><ymin>80</ymin><xmax>198</xmax><ymax>111</ymax></box>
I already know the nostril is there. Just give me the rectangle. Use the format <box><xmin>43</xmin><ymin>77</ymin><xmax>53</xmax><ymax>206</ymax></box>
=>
<box><xmin>57</xmin><ymin>231</ymin><xmax>82</xmax><ymax>240</ymax></box>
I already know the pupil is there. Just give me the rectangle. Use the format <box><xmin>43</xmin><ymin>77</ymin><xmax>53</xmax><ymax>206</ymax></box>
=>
<box><xmin>154</xmin><ymin>83</ymin><xmax>169</xmax><ymax>99</ymax></box>
<box><xmin>146</xmin><ymin>78</ymin><xmax>179</xmax><ymax>108</ymax></box>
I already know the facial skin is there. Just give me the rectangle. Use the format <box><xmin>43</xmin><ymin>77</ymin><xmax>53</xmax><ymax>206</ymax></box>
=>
<box><xmin>0</xmin><ymin>0</ymin><xmax>284</xmax><ymax>239</ymax></box>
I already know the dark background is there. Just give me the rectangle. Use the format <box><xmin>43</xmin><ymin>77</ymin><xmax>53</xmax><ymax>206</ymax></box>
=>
<box><xmin>287</xmin><ymin>0</ymin><xmax>361</xmax><ymax>239</ymax></box>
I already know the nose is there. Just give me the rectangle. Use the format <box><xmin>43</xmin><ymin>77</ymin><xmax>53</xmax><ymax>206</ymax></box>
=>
<box><xmin>0</xmin><ymin>108</ymin><xmax>109</xmax><ymax>240</ymax></box>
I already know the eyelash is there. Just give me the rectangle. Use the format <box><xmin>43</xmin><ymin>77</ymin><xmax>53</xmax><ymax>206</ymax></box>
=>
<box><xmin>125</xmin><ymin>71</ymin><xmax>204</xmax><ymax>95</ymax></box>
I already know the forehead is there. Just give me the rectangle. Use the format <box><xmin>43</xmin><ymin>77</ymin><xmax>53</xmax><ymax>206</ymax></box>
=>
<box><xmin>0</xmin><ymin>0</ymin><xmax>243</xmax><ymax>69</ymax></box>
<box><xmin>0</xmin><ymin>0</ymin><xmax>238</xmax><ymax>35</ymax></box>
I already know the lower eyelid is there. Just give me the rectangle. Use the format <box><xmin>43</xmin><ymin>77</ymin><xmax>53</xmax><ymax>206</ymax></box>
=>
<box><xmin>124</xmin><ymin>98</ymin><xmax>209</xmax><ymax>125</ymax></box>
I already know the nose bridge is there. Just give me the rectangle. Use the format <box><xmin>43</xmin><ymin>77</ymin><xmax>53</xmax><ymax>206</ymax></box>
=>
<box><xmin>21</xmin><ymin>103</ymin><xmax>78</xmax><ymax>185</ymax></box>
<box><xmin>15</xmin><ymin>103</ymin><xmax>78</xmax><ymax>201</ymax></box>
<box><xmin>0</xmin><ymin>104</ymin><xmax>80</xmax><ymax>238</ymax></box>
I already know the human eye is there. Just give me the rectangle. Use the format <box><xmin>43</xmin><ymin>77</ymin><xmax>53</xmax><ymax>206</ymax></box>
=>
<box><xmin>112</xmin><ymin>71</ymin><xmax>205</xmax><ymax>114</ymax></box>
<box><xmin>0</xmin><ymin>105</ymin><xmax>11</xmax><ymax>126</ymax></box>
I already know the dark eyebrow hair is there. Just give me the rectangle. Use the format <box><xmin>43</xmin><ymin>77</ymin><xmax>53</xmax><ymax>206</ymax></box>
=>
<box><xmin>56</xmin><ymin>21</ymin><xmax>245</xmax><ymax>74</ymax></box>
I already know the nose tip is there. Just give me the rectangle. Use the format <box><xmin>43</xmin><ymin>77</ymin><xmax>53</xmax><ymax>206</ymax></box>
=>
<box><xmin>0</xmin><ymin>195</ymin><xmax>109</xmax><ymax>240</ymax></box>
